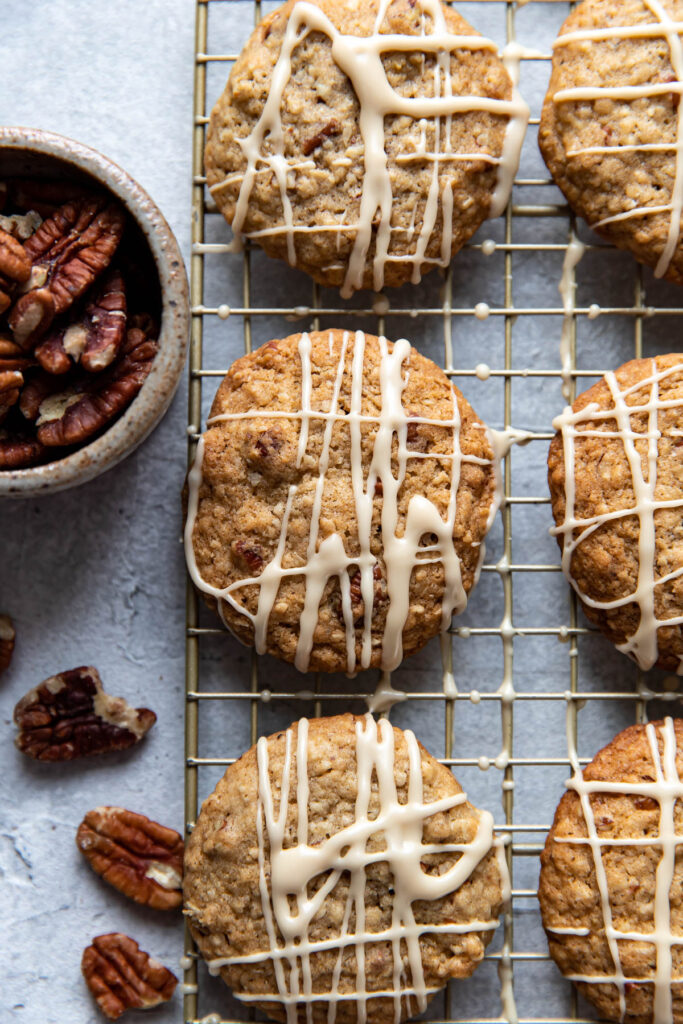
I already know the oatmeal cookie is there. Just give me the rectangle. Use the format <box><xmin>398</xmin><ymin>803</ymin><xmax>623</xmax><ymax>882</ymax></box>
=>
<box><xmin>184</xmin><ymin>329</ymin><xmax>498</xmax><ymax>674</ymax></box>
<box><xmin>184</xmin><ymin>713</ymin><xmax>508</xmax><ymax>1024</ymax></box>
<box><xmin>548</xmin><ymin>354</ymin><xmax>683</xmax><ymax>673</ymax></box>
<box><xmin>205</xmin><ymin>0</ymin><xmax>526</xmax><ymax>296</ymax></box>
<box><xmin>540</xmin><ymin>0</ymin><xmax>683</xmax><ymax>285</ymax></box>
<box><xmin>539</xmin><ymin>717</ymin><xmax>683</xmax><ymax>1024</ymax></box>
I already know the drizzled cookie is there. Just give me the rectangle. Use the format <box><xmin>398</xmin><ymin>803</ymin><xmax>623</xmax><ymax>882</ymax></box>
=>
<box><xmin>548</xmin><ymin>354</ymin><xmax>683</xmax><ymax>674</ymax></box>
<box><xmin>540</xmin><ymin>0</ymin><xmax>683</xmax><ymax>285</ymax></box>
<box><xmin>184</xmin><ymin>330</ymin><xmax>499</xmax><ymax>674</ymax></box>
<box><xmin>205</xmin><ymin>0</ymin><xmax>527</xmax><ymax>295</ymax></box>
<box><xmin>184</xmin><ymin>713</ymin><xmax>510</xmax><ymax>1024</ymax></box>
<box><xmin>539</xmin><ymin>717</ymin><xmax>683</xmax><ymax>1024</ymax></box>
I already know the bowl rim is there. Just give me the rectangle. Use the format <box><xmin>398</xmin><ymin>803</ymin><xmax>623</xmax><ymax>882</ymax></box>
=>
<box><xmin>0</xmin><ymin>126</ymin><xmax>189</xmax><ymax>497</ymax></box>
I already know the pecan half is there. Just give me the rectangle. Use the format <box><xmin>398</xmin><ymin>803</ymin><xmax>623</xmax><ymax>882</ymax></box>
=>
<box><xmin>82</xmin><ymin>933</ymin><xmax>177</xmax><ymax>1021</ymax></box>
<box><xmin>35</xmin><ymin>269</ymin><xmax>127</xmax><ymax>374</ymax></box>
<box><xmin>0</xmin><ymin>432</ymin><xmax>48</xmax><ymax>469</ymax></box>
<box><xmin>14</xmin><ymin>666</ymin><xmax>156</xmax><ymax>761</ymax></box>
<box><xmin>0</xmin><ymin>227</ymin><xmax>31</xmax><ymax>314</ymax></box>
<box><xmin>8</xmin><ymin>288</ymin><xmax>55</xmax><ymax>349</ymax></box>
<box><xmin>36</xmin><ymin>325</ymin><xmax>157</xmax><ymax>447</ymax></box>
<box><xmin>0</xmin><ymin>614</ymin><xmax>15</xmax><ymax>674</ymax></box>
<box><xmin>9</xmin><ymin>198</ymin><xmax>124</xmax><ymax>348</ymax></box>
<box><xmin>19</xmin><ymin>369</ymin><xmax>60</xmax><ymax>421</ymax></box>
<box><xmin>0</xmin><ymin>368</ymin><xmax>23</xmax><ymax>424</ymax></box>
<box><xmin>0</xmin><ymin>334</ymin><xmax>35</xmax><ymax>372</ymax></box>
<box><xmin>77</xmin><ymin>807</ymin><xmax>183</xmax><ymax>910</ymax></box>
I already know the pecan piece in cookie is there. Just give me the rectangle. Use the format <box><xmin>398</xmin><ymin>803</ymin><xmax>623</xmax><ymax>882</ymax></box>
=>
<box><xmin>14</xmin><ymin>666</ymin><xmax>156</xmax><ymax>761</ymax></box>
<box><xmin>35</xmin><ymin>269</ymin><xmax>127</xmax><ymax>374</ymax></box>
<box><xmin>82</xmin><ymin>933</ymin><xmax>177</xmax><ymax>1021</ymax></box>
<box><xmin>0</xmin><ymin>614</ymin><xmax>15</xmax><ymax>675</ymax></box>
<box><xmin>301</xmin><ymin>118</ymin><xmax>342</xmax><ymax>156</ymax></box>
<box><xmin>36</xmin><ymin>325</ymin><xmax>157</xmax><ymax>447</ymax></box>
<box><xmin>9</xmin><ymin>199</ymin><xmax>125</xmax><ymax>348</ymax></box>
<box><xmin>77</xmin><ymin>807</ymin><xmax>183</xmax><ymax>910</ymax></box>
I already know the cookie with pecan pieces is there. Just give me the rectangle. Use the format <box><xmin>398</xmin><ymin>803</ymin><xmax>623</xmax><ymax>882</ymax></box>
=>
<box><xmin>185</xmin><ymin>330</ymin><xmax>498</xmax><ymax>674</ymax></box>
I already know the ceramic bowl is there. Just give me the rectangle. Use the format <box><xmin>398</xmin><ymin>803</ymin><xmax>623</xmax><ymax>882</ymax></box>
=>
<box><xmin>0</xmin><ymin>126</ymin><xmax>189</xmax><ymax>497</ymax></box>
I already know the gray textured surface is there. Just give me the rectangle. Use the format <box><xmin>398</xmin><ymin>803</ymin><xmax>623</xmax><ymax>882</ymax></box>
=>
<box><xmin>1</xmin><ymin>2</ymin><xmax>194</xmax><ymax>1021</ymax></box>
<box><xmin>3</xmin><ymin>2</ymin><xmax>683</xmax><ymax>1024</ymax></box>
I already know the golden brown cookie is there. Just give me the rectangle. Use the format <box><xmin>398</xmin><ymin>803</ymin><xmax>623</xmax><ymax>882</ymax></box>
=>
<box><xmin>539</xmin><ymin>717</ymin><xmax>683</xmax><ymax>1024</ymax></box>
<box><xmin>205</xmin><ymin>0</ymin><xmax>526</xmax><ymax>296</ymax></box>
<box><xmin>540</xmin><ymin>0</ymin><xmax>683</xmax><ymax>285</ymax></box>
<box><xmin>548</xmin><ymin>354</ymin><xmax>683</xmax><ymax>673</ymax></box>
<box><xmin>184</xmin><ymin>330</ymin><xmax>498</xmax><ymax>674</ymax></box>
<box><xmin>184</xmin><ymin>713</ymin><xmax>508</xmax><ymax>1024</ymax></box>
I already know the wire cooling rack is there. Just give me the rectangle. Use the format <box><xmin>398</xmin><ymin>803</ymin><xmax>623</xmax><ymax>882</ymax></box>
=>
<box><xmin>183</xmin><ymin>2</ymin><xmax>683</xmax><ymax>1022</ymax></box>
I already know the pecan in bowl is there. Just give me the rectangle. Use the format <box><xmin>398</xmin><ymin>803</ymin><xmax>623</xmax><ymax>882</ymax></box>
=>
<box><xmin>0</xmin><ymin>126</ymin><xmax>188</xmax><ymax>496</ymax></box>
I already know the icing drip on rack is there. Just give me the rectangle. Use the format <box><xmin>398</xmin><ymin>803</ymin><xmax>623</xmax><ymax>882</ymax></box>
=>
<box><xmin>557</xmin><ymin>234</ymin><xmax>585</xmax><ymax>402</ymax></box>
<box><xmin>552</xmin><ymin>358</ymin><xmax>683</xmax><ymax>673</ymax></box>
<box><xmin>185</xmin><ymin>331</ymin><xmax>497</xmax><ymax>674</ymax></box>
<box><xmin>207</xmin><ymin>714</ymin><xmax>511</xmax><ymax>1024</ymax></box>
<box><xmin>214</xmin><ymin>0</ymin><xmax>528</xmax><ymax>296</ymax></box>
<box><xmin>552</xmin><ymin>0</ymin><xmax>683</xmax><ymax>278</ymax></box>
<box><xmin>550</xmin><ymin>714</ymin><xmax>683</xmax><ymax>1024</ymax></box>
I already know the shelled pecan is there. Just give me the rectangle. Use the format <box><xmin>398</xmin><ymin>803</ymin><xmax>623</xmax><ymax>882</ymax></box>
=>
<box><xmin>35</xmin><ymin>269</ymin><xmax>127</xmax><ymax>374</ymax></box>
<box><xmin>0</xmin><ymin>227</ymin><xmax>31</xmax><ymax>315</ymax></box>
<box><xmin>82</xmin><ymin>933</ymin><xmax>177</xmax><ymax>1021</ymax></box>
<box><xmin>0</xmin><ymin>335</ymin><xmax>35</xmax><ymax>372</ymax></box>
<box><xmin>14</xmin><ymin>666</ymin><xmax>156</xmax><ymax>761</ymax></box>
<box><xmin>77</xmin><ymin>807</ymin><xmax>184</xmax><ymax>910</ymax></box>
<box><xmin>36</xmin><ymin>325</ymin><xmax>158</xmax><ymax>448</ymax></box>
<box><xmin>0</xmin><ymin>368</ymin><xmax>23</xmax><ymax>424</ymax></box>
<box><xmin>0</xmin><ymin>432</ymin><xmax>48</xmax><ymax>469</ymax></box>
<box><xmin>0</xmin><ymin>179</ymin><xmax>160</xmax><ymax>471</ymax></box>
<box><xmin>0</xmin><ymin>614</ymin><xmax>15</xmax><ymax>674</ymax></box>
<box><xmin>9</xmin><ymin>199</ymin><xmax>125</xmax><ymax>349</ymax></box>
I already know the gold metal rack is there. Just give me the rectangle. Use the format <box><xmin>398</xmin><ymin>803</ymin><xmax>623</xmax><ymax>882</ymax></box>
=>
<box><xmin>184</xmin><ymin>2</ymin><xmax>682</xmax><ymax>1021</ymax></box>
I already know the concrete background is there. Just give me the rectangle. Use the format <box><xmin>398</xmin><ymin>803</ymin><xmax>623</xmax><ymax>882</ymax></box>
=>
<box><xmin>1</xmin><ymin>2</ymin><xmax>194</xmax><ymax>1021</ymax></box>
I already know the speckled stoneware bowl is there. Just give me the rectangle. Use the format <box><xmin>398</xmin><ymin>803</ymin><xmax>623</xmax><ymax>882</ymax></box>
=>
<box><xmin>0</xmin><ymin>127</ymin><xmax>189</xmax><ymax>497</ymax></box>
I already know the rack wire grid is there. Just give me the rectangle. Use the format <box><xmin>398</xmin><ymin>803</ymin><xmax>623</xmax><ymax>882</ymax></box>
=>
<box><xmin>184</xmin><ymin>1</ymin><xmax>683</xmax><ymax>1022</ymax></box>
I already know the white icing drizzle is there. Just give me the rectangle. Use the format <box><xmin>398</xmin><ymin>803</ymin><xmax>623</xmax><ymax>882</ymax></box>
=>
<box><xmin>552</xmin><ymin>0</ymin><xmax>683</xmax><ymax>278</ymax></box>
<box><xmin>440</xmin><ymin>630</ymin><xmax>457</xmax><ymax>699</ymax></box>
<box><xmin>216</xmin><ymin>0</ymin><xmax>528</xmax><ymax>296</ymax></box>
<box><xmin>552</xmin><ymin>358</ymin><xmax>683</xmax><ymax>673</ymax></box>
<box><xmin>366</xmin><ymin>672</ymin><xmax>408</xmax><ymax>713</ymax></box>
<box><xmin>207</xmin><ymin>714</ymin><xmax>509</xmax><ymax>1023</ymax></box>
<box><xmin>554</xmin><ymin>714</ymin><xmax>683</xmax><ymax>1024</ymax></box>
<box><xmin>185</xmin><ymin>331</ymin><xmax>498</xmax><ymax>674</ymax></box>
<box><xmin>558</xmin><ymin>235</ymin><xmax>585</xmax><ymax>402</ymax></box>
<box><xmin>474</xmin><ymin>301</ymin><xmax>490</xmax><ymax>320</ymax></box>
